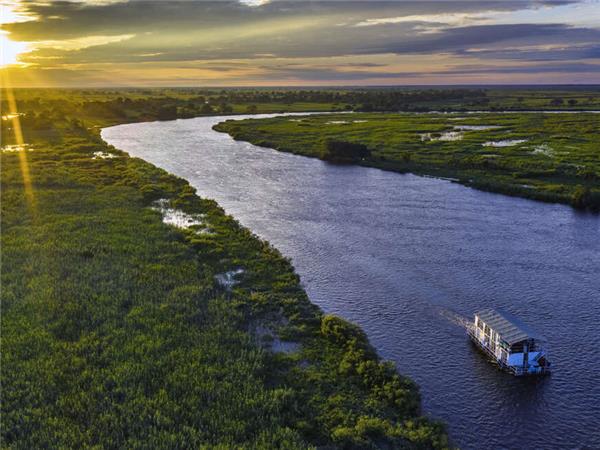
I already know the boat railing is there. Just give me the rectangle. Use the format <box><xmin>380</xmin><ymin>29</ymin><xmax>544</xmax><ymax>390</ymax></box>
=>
<box><xmin>467</xmin><ymin>316</ymin><xmax>551</xmax><ymax>376</ymax></box>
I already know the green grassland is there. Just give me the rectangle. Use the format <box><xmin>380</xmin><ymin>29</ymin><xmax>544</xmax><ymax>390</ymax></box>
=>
<box><xmin>1</xmin><ymin>91</ymin><xmax>450</xmax><ymax>448</ymax></box>
<box><xmin>215</xmin><ymin>112</ymin><xmax>600</xmax><ymax>209</ymax></box>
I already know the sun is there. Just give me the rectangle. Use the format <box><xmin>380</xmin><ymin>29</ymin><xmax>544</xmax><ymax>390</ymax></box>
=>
<box><xmin>0</xmin><ymin>32</ymin><xmax>29</xmax><ymax>67</ymax></box>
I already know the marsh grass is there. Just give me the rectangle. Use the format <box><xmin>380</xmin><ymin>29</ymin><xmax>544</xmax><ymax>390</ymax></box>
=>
<box><xmin>1</xmin><ymin>90</ymin><xmax>450</xmax><ymax>449</ymax></box>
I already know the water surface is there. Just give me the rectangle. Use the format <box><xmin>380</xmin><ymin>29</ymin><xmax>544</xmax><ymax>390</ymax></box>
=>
<box><xmin>103</xmin><ymin>114</ymin><xmax>600</xmax><ymax>450</ymax></box>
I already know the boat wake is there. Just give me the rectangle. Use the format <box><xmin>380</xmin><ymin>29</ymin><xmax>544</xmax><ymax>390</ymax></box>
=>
<box><xmin>437</xmin><ymin>307</ymin><xmax>471</xmax><ymax>331</ymax></box>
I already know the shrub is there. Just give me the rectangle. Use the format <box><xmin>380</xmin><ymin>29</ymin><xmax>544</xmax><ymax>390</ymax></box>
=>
<box><xmin>572</xmin><ymin>185</ymin><xmax>592</xmax><ymax>209</ymax></box>
<box><xmin>320</xmin><ymin>140</ymin><xmax>371</xmax><ymax>163</ymax></box>
<box><xmin>321</xmin><ymin>315</ymin><xmax>367</xmax><ymax>346</ymax></box>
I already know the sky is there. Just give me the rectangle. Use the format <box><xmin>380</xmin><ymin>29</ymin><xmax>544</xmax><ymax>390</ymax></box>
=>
<box><xmin>1</xmin><ymin>0</ymin><xmax>599</xmax><ymax>87</ymax></box>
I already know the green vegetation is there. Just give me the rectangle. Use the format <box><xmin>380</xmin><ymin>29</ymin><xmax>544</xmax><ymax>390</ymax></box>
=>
<box><xmin>2</xmin><ymin>89</ymin><xmax>450</xmax><ymax>448</ymax></box>
<box><xmin>4</xmin><ymin>85</ymin><xmax>599</xmax><ymax>133</ymax></box>
<box><xmin>3</xmin><ymin>86</ymin><xmax>599</xmax><ymax>447</ymax></box>
<box><xmin>215</xmin><ymin>111</ymin><xmax>600</xmax><ymax>210</ymax></box>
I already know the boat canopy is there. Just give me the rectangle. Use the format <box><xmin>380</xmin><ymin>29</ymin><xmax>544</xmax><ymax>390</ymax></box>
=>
<box><xmin>475</xmin><ymin>309</ymin><xmax>545</xmax><ymax>345</ymax></box>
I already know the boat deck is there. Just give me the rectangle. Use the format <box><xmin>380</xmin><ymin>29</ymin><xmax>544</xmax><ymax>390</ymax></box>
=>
<box><xmin>467</xmin><ymin>327</ymin><xmax>551</xmax><ymax>376</ymax></box>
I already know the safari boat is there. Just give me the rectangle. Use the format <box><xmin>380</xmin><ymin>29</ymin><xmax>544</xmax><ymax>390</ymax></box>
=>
<box><xmin>468</xmin><ymin>309</ymin><xmax>551</xmax><ymax>376</ymax></box>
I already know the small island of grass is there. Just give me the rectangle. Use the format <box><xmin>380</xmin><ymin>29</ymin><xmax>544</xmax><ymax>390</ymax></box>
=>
<box><xmin>214</xmin><ymin>111</ymin><xmax>600</xmax><ymax>210</ymax></box>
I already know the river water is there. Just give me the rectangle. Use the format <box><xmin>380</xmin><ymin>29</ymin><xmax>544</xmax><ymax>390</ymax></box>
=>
<box><xmin>102</xmin><ymin>114</ymin><xmax>600</xmax><ymax>450</ymax></box>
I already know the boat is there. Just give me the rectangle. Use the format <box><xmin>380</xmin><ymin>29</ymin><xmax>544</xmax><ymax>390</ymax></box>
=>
<box><xmin>467</xmin><ymin>309</ymin><xmax>551</xmax><ymax>376</ymax></box>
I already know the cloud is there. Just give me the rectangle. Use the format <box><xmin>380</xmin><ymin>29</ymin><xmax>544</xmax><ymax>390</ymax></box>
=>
<box><xmin>254</xmin><ymin>59</ymin><xmax>600</xmax><ymax>81</ymax></box>
<box><xmin>354</xmin><ymin>12</ymin><xmax>487</xmax><ymax>28</ymax></box>
<box><xmin>1</xmin><ymin>0</ymin><xmax>598</xmax><ymax>85</ymax></box>
<box><xmin>375</xmin><ymin>23</ymin><xmax>600</xmax><ymax>55</ymax></box>
<box><xmin>3</xmin><ymin>0</ymin><xmax>580</xmax><ymax>41</ymax></box>
<box><xmin>457</xmin><ymin>43</ymin><xmax>600</xmax><ymax>61</ymax></box>
<box><xmin>35</xmin><ymin>33</ymin><xmax>135</xmax><ymax>51</ymax></box>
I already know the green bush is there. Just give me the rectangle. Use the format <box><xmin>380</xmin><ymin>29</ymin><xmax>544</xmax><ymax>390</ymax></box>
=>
<box><xmin>320</xmin><ymin>140</ymin><xmax>371</xmax><ymax>163</ymax></box>
<box><xmin>571</xmin><ymin>185</ymin><xmax>599</xmax><ymax>210</ymax></box>
<box><xmin>321</xmin><ymin>315</ymin><xmax>368</xmax><ymax>347</ymax></box>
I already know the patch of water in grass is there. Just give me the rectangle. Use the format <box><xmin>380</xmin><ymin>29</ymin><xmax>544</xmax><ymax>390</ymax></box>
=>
<box><xmin>214</xmin><ymin>268</ymin><xmax>245</xmax><ymax>290</ymax></box>
<box><xmin>482</xmin><ymin>139</ymin><xmax>528</xmax><ymax>147</ymax></box>
<box><xmin>326</xmin><ymin>119</ymin><xmax>370</xmax><ymax>125</ymax></box>
<box><xmin>532</xmin><ymin>144</ymin><xmax>555</xmax><ymax>157</ymax></box>
<box><xmin>151</xmin><ymin>199</ymin><xmax>211</xmax><ymax>232</ymax></box>
<box><xmin>253</xmin><ymin>323</ymin><xmax>301</xmax><ymax>354</ymax></box>
<box><xmin>1</xmin><ymin>144</ymin><xmax>33</xmax><ymax>152</ymax></box>
<box><xmin>420</xmin><ymin>131</ymin><xmax>464</xmax><ymax>141</ymax></box>
<box><xmin>92</xmin><ymin>151</ymin><xmax>118</xmax><ymax>159</ymax></box>
<box><xmin>453</xmin><ymin>125</ymin><xmax>502</xmax><ymax>131</ymax></box>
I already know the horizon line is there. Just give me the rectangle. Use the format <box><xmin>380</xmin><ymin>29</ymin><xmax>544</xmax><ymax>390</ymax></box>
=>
<box><xmin>4</xmin><ymin>83</ymin><xmax>600</xmax><ymax>90</ymax></box>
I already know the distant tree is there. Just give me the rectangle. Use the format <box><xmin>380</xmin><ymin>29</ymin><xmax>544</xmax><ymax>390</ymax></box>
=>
<box><xmin>219</xmin><ymin>103</ymin><xmax>233</xmax><ymax>113</ymax></box>
<box><xmin>356</xmin><ymin>103</ymin><xmax>374</xmax><ymax>112</ymax></box>
<box><xmin>576</xmin><ymin>167</ymin><xmax>599</xmax><ymax>181</ymax></box>
<box><xmin>200</xmin><ymin>103</ymin><xmax>215</xmax><ymax>114</ymax></box>
<box><xmin>157</xmin><ymin>105</ymin><xmax>177</xmax><ymax>120</ymax></box>
<box><xmin>246</xmin><ymin>104</ymin><xmax>258</xmax><ymax>114</ymax></box>
<box><xmin>178</xmin><ymin>107</ymin><xmax>196</xmax><ymax>119</ymax></box>
<box><xmin>320</xmin><ymin>139</ymin><xmax>371</xmax><ymax>163</ymax></box>
<box><xmin>550</xmin><ymin>97</ymin><xmax>564</xmax><ymax>106</ymax></box>
<box><xmin>572</xmin><ymin>185</ymin><xmax>591</xmax><ymax>209</ymax></box>
<box><xmin>568</xmin><ymin>99</ymin><xmax>578</xmax><ymax>106</ymax></box>
<box><xmin>69</xmin><ymin>118</ymin><xmax>85</xmax><ymax>132</ymax></box>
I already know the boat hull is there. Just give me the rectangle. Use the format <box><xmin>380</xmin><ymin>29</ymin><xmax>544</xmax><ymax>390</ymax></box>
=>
<box><xmin>468</xmin><ymin>328</ymin><xmax>551</xmax><ymax>376</ymax></box>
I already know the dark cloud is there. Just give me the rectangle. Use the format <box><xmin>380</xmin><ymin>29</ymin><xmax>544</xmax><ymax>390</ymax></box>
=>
<box><xmin>4</xmin><ymin>0</ymin><xmax>581</xmax><ymax>40</ymax></box>
<box><xmin>370</xmin><ymin>23</ymin><xmax>600</xmax><ymax>55</ymax></box>
<box><xmin>258</xmin><ymin>60</ymin><xmax>600</xmax><ymax>81</ymax></box>
<box><xmin>457</xmin><ymin>44</ymin><xmax>600</xmax><ymax>62</ymax></box>
<box><xmin>441</xmin><ymin>62</ymin><xmax>600</xmax><ymax>75</ymax></box>
<box><xmin>21</xmin><ymin>21</ymin><xmax>600</xmax><ymax>66</ymax></box>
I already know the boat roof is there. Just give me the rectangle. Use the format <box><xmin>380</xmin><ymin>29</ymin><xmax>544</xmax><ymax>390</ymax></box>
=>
<box><xmin>475</xmin><ymin>309</ymin><xmax>545</xmax><ymax>345</ymax></box>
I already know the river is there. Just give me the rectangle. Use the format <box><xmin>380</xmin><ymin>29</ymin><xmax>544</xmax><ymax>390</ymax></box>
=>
<box><xmin>102</xmin><ymin>114</ymin><xmax>600</xmax><ymax>450</ymax></box>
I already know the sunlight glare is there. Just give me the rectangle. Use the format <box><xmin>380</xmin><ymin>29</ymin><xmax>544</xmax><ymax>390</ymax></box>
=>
<box><xmin>1</xmin><ymin>69</ymin><xmax>37</xmax><ymax>215</ymax></box>
<box><xmin>0</xmin><ymin>32</ymin><xmax>28</xmax><ymax>66</ymax></box>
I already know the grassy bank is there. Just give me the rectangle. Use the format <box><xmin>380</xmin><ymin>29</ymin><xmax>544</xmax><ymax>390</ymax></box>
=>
<box><xmin>1</xmin><ymin>91</ymin><xmax>450</xmax><ymax>448</ymax></box>
<box><xmin>214</xmin><ymin>112</ymin><xmax>600</xmax><ymax>210</ymax></box>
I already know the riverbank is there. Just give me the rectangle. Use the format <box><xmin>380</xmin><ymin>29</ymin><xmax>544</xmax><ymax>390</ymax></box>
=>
<box><xmin>1</xmin><ymin>94</ymin><xmax>449</xmax><ymax>448</ymax></box>
<box><xmin>214</xmin><ymin>112</ymin><xmax>600</xmax><ymax>210</ymax></box>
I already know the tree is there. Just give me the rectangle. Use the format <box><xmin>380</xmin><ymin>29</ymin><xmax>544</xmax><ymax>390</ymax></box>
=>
<box><xmin>572</xmin><ymin>185</ymin><xmax>591</xmax><ymax>209</ymax></box>
<box><xmin>320</xmin><ymin>140</ymin><xmax>371</xmax><ymax>163</ymax></box>
<box><xmin>157</xmin><ymin>105</ymin><xmax>177</xmax><ymax>120</ymax></box>
<box><xmin>246</xmin><ymin>104</ymin><xmax>258</xmax><ymax>114</ymax></box>
<box><xmin>200</xmin><ymin>103</ymin><xmax>215</xmax><ymax>114</ymax></box>
<box><xmin>219</xmin><ymin>103</ymin><xmax>233</xmax><ymax>113</ymax></box>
